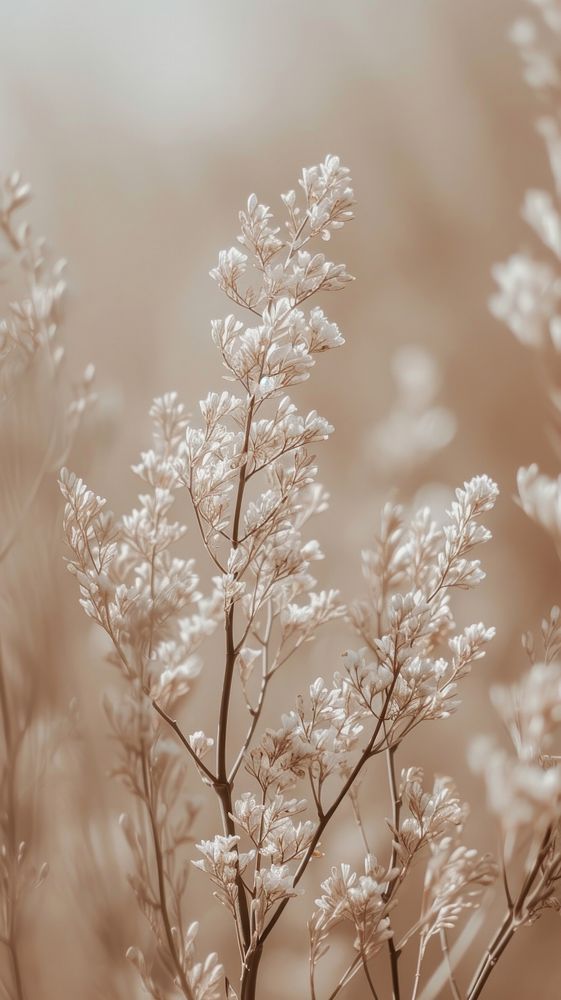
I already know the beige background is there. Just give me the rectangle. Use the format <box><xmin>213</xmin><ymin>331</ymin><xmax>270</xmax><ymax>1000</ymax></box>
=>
<box><xmin>1</xmin><ymin>1</ymin><xmax>560</xmax><ymax>997</ymax></box>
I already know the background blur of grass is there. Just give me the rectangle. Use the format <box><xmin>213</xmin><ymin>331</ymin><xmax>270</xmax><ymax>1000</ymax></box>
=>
<box><xmin>1</xmin><ymin>2</ymin><xmax>560</xmax><ymax>996</ymax></box>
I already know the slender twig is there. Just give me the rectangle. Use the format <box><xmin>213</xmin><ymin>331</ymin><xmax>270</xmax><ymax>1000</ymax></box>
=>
<box><xmin>499</xmin><ymin>833</ymin><xmax>513</xmax><ymax>912</ymax></box>
<box><xmin>439</xmin><ymin>929</ymin><xmax>461</xmax><ymax>1000</ymax></box>
<box><xmin>214</xmin><ymin>396</ymin><xmax>257</xmax><ymax>957</ymax></box>
<box><xmin>0</xmin><ymin>644</ymin><xmax>26</xmax><ymax>1000</ymax></box>
<box><xmin>7</xmin><ymin>939</ymin><xmax>25</xmax><ymax>1000</ymax></box>
<box><xmin>411</xmin><ymin>934</ymin><xmax>427</xmax><ymax>1000</ymax></box>
<box><xmin>466</xmin><ymin>825</ymin><xmax>553</xmax><ymax>1000</ymax></box>
<box><xmin>465</xmin><ymin>914</ymin><xmax>513</xmax><ymax>1000</ymax></box>
<box><xmin>384</xmin><ymin>743</ymin><xmax>402</xmax><ymax>1000</ymax></box>
<box><xmin>228</xmin><ymin>601</ymin><xmax>273</xmax><ymax>784</ymax></box>
<box><xmin>152</xmin><ymin>699</ymin><xmax>218</xmax><ymax>785</ymax></box>
<box><xmin>326</xmin><ymin>952</ymin><xmax>370</xmax><ymax>1000</ymax></box>
<box><xmin>417</xmin><ymin>906</ymin><xmax>487</xmax><ymax>1000</ymax></box>
<box><xmin>140</xmin><ymin>743</ymin><xmax>195</xmax><ymax>1000</ymax></box>
<box><xmin>309</xmin><ymin>770</ymin><xmax>324</xmax><ymax>821</ymax></box>
<box><xmin>350</xmin><ymin>787</ymin><xmax>371</xmax><ymax>856</ymax></box>
<box><xmin>361</xmin><ymin>952</ymin><xmax>380</xmax><ymax>1000</ymax></box>
<box><xmin>0</xmin><ymin>419</ymin><xmax>58</xmax><ymax>566</ymax></box>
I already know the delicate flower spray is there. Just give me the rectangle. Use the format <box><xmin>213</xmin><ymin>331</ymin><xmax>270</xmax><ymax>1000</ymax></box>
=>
<box><xmin>0</xmin><ymin>174</ymin><xmax>96</xmax><ymax>1000</ymax></box>
<box><xmin>465</xmin><ymin>4</ymin><xmax>561</xmax><ymax>998</ymax></box>
<box><xmin>61</xmin><ymin>157</ymin><xmax>502</xmax><ymax>999</ymax></box>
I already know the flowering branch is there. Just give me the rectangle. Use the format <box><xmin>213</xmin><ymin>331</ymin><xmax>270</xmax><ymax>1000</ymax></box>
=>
<box><xmin>60</xmin><ymin>156</ymin><xmax>503</xmax><ymax>1000</ymax></box>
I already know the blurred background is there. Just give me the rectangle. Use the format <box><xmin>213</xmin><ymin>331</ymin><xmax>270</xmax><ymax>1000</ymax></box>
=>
<box><xmin>1</xmin><ymin>0</ymin><xmax>560</xmax><ymax>997</ymax></box>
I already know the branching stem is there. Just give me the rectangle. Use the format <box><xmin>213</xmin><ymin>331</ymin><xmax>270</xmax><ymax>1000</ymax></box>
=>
<box><xmin>384</xmin><ymin>744</ymin><xmax>401</xmax><ymax>1000</ymax></box>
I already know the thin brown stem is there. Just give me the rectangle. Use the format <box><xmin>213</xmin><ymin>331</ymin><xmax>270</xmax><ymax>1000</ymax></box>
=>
<box><xmin>411</xmin><ymin>943</ymin><xmax>424</xmax><ymax>1000</ymax></box>
<box><xmin>0</xmin><ymin>419</ymin><xmax>58</xmax><ymax>566</ymax></box>
<box><xmin>228</xmin><ymin>602</ymin><xmax>273</xmax><ymax>784</ymax></box>
<box><xmin>0</xmin><ymin>649</ymin><xmax>12</xmax><ymax>758</ymax></box>
<box><xmin>439</xmin><ymin>929</ymin><xmax>461</xmax><ymax>1000</ymax></box>
<box><xmin>498</xmin><ymin>835</ymin><xmax>513</xmax><ymax>912</ymax></box>
<box><xmin>350</xmin><ymin>789</ymin><xmax>370</xmax><ymax>856</ymax></box>
<box><xmin>214</xmin><ymin>397</ymin><xmax>257</xmax><ymax>956</ymax></box>
<box><xmin>240</xmin><ymin>942</ymin><xmax>263</xmax><ymax>1000</ymax></box>
<box><xmin>325</xmin><ymin>953</ymin><xmax>363</xmax><ymax>1000</ymax></box>
<box><xmin>467</xmin><ymin>825</ymin><xmax>553</xmax><ymax>1000</ymax></box>
<box><xmin>216</xmin><ymin>395</ymin><xmax>255</xmax><ymax>784</ymax></box>
<box><xmin>465</xmin><ymin>914</ymin><xmax>513</xmax><ymax>1000</ymax></box>
<box><xmin>0</xmin><ymin>647</ymin><xmax>26</xmax><ymax>1000</ymax></box>
<box><xmin>7</xmin><ymin>939</ymin><xmax>25</xmax><ymax>1000</ymax></box>
<box><xmin>383</xmin><ymin>744</ymin><xmax>402</xmax><ymax>999</ymax></box>
<box><xmin>361</xmin><ymin>952</ymin><xmax>379</xmax><ymax>999</ymax></box>
<box><xmin>152</xmin><ymin>699</ymin><xmax>218</xmax><ymax>786</ymax></box>
<box><xmin>140</xmin><ymin>744</ymin><xmax>194</xmax><ymax>1000</ymax></box>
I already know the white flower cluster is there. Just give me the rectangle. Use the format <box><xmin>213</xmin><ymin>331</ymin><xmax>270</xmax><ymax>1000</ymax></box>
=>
<box><xmin>492</xmin><ymin>1</ymin><xmax>561</xmax><ymax>449</ymax></box>
<box><xmin>490</xmin><ymin>253</ymin><xmax>561</xmax><ymax>348</ymax></box>
<box><xmin>0</xmin><ymin>173</ymin><xmax>95</xmax><ymax>486</ymax></box>
<box><xmin>379</xmin><ymin>767</ymin><xmax>497</xmax><ymax>970</ymax></box>
<box><xmin>232</xmin><ymin>476</ymin><xmax>497</xmax><ymax>994</ymax></box>
<box><xmin>420</xmin><ymin>838</ymin><xmax>497</xmax><ymax>944</ymax></box>
<box><xmin>394</xmin><ymin>769</ymin><xmax>468</xmax><ymax>859</ymax></box>
<box><xmin>59</xmin><ymin>393</ymin><xmax>222</xmax><ymax>1000</ymax></box>
<box><xmin>311</xmin><ymin>857</ymin><xmax>394</xmax><ymax>957</ymax></box>
<box><xmin>472</xmin><ymin>656</ymin><xmax>561</xmax><ymax>843</ymax></box>
<box><xmin>346</xmin><ymin>477</ymin><xmax>497</xmax><ymax>738</ymax></box>
<box><xmin>127</xmin><ymin>921</ymin><xmax>224</xmax><ymax>1000</ymax></box>
<box><xmin>61</xmin><ymin>156</ymin><xmax>357</xmax><ymax>998</ymax></box>
<box><xmin>60</xmin><ymin>391</ymin><xmax>219</xmax><ymax>707</ymax></box>
<box><xmin>193</xmin><ymin>835</ymin><xmax>255</xmax><ymax>915</ymax></box>
<box><xmin>510</xmin><ymin>7</ymin><xmax>561</xmax><ymax>91</ymax></box>
<box><xmin>61</xmin><ymin>156</ymin><xmax>505</xmax><ymax>999</ymax></box>
<box><xmin>0</xmin><ymin>172</ymin><xmax>66</xmax><ymax>386</ymax></box>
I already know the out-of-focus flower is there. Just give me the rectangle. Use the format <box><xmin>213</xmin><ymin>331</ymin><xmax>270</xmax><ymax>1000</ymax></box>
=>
<box><xmin>490</xmin><ymin>254</ymin><xmax>561</xmax><ymax>348</ymax></box>
<box><xmin>517</xmin><ymin>463</ymin><xmax>561</xmax><ymax>538</ymax></box>
<box><xmin>367</xmin><ymin>346</ymin><xmax>456</xmax><ymax>477</ymax></box>
<box><xmin>471</xmin><ymin>736</ymin><xmax>561</xmax><ymax>839</ymax></box>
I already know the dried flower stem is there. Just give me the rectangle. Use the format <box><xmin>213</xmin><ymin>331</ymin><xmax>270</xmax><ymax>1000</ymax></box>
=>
<box><xmin>326</xmin><ymin>956</ymin><xmax>366</xmax><ymax>1000</ymax></box>
<box><xmin>411</xmin><ymin>938</ymin><xmax>425</xmax><ymax>1000</ymax></box>
<box><xmin>439</xmin><ymin>929</ymin><xmax>461</xmax><ymax>1000</ymax></box>
<box><xmin>361</xmin><ymin>952</ymin><xmax>380</xmax><ymax>999</ymax></box>
<box><xmin>0</xmin><ymin>174</ymin><xmax>96</xmax><ymax>1000</ymax></box>
<box><xmin>228</xmin><ymin>603</ymin><xmax>272</xmax><ymax>785</ymax></box>
<box><xmin>467</xmin><ymin>825</ymin><xmax>553</xmax><ymax>1000</ymax></box>
<box><xmin>349</xmin><ymin>786</ymin><xmax>370</xmax><ymax>856</ymax></box>
<box><xmin>417</xmin><ymin>909</ymin><xmax>488</xmax><ymax>1000</ymax></box>
<box><xmin>384</xmin><ymin>744</ymin><xmax>402</xmax><ymax>1000</ymax></box>
<box><xmin>0</xmin><ymin>649</ymin><xmax>26</xmax><ymax>1000</ymax></box>
<box><xmin>152</xmin><ymin>699</ymin><xmax>218</xmax><ymax>786</ymax></box>
<box><xmin>140</xmin><ymin>742</ymin><xmax>195</xmax><ymax>1000</ymax></box>
<box><xmin>465</xmin><ymin>913</ymin><xmax>513</xmax><ymax>1000</ymax></box>
<box><xmin>213</xmin><ymin>399</ymin><xmax>258</xmax><ymax>957</ymax></box>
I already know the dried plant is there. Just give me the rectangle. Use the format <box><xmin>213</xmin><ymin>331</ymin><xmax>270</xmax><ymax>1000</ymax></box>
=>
<box><xmin>57</xmin><ymin>153</ymin><xmax>539</xmax><ymax>1000</ymax></box>
<box><xmin>490</xmin><ymin>0</ymin><xmax>561</xmax><ymax>455</ymax></box>
<box><xmin>457</xmin><ymin>4</ymin><xmax>561</xmax><ymax>997</ymax></box>
<box><xmin>0</xmin><ymin>174</ymin><xmax>95</xmax><ymax>999</ymax></box>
